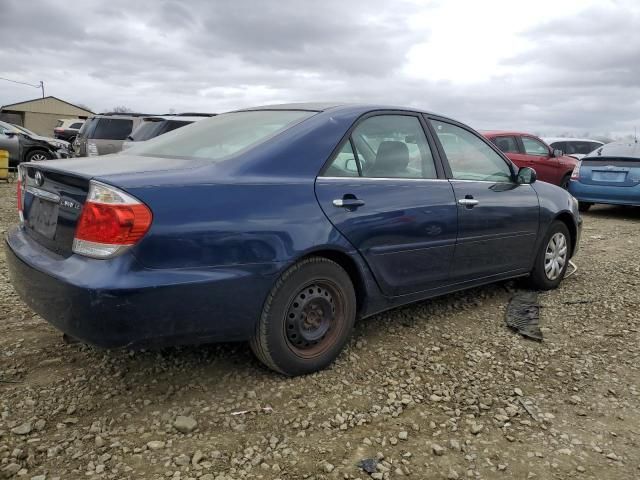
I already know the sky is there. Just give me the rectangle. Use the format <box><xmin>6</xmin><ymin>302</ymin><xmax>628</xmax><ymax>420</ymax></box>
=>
<box><xmin>1</xmin><ymin>0</ymin><xmax>639</xmax><ymax>138</ymax></box>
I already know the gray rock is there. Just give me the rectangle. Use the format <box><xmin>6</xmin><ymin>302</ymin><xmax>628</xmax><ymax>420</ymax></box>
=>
<box><xmin>173</xmin><ymin>416</ymin><xmax>198</xmax><ymax>434</ymax></box>
<box><xmin>146</xmin><ymin>440</ymin><xmax>165</xmax><ymax>450</ymax></box>
<box><xmin>432</xmin><ymin>443</ymin><xmax>445</xmax><ymax>456</ymax></box>
<box><xmin>11</xmin><ymin>422</ymin><xmax>32</xmax><ymax>435</ymax></box>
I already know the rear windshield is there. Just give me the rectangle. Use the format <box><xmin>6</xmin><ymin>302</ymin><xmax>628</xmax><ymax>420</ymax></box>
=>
<box><xmin>91</xmin><ymin>118</ymin><xmax>133</xmax><ymax>140</ymax></box>
<box><xmin>56</xmin><ymin>120</ymin><xmax>63</xmax><ymax>127</ymax></box>
<box><xmin>128</xmin><ymin>110</ymin><xmax>315</xmax><ymax>161</ymax></box>
<box><xmin>78</xmin><ymin>117</ymin><xmax>97</xmax><ymax>135</ymax></box>
<box><xmin>70</xmin><ymin>122</ymin><xmax>83</xmax><ymax>129</ymax></box>
<box><xmin>129</xmin><ymin>119</ymin><xmax>191</xmax><ymax>142</ymax></box>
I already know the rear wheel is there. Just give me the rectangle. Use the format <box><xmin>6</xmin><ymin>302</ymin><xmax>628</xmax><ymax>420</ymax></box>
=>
<box><xmin>250</xmin><ymin>257</ymin><xmax>356</xmax><ymax>376</ymax></box>
<box><xmin>578</xmin><ymin>202</ymin><xmax>592</xmax><ymax>212</ymax></box>
<box><xmin>528</xmin><ymin>221</ymin><xmax>571</xmax><ymax>290</ymax></box>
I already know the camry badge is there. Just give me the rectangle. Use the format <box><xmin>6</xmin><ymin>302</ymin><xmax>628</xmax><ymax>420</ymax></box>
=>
<box><xmin>34</xmin><ymin>171</ymin><xmax>44</xmax><ymax>186</ymax></box>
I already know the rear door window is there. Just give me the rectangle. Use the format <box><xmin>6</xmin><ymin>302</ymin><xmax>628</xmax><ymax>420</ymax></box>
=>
<box><xmin>349</xmin><ymin>115</ymin><xmax>438</xmax><ymax>179</ymax></box>
<box><xmin>91</xmin><ymin>119</ymin><xmax>134</xmax><ymax>140</ymax></box>
<box><xmin>492</xmin><ymin>136</ymin><xmax>519</xmax><ymax>153</ymax></box>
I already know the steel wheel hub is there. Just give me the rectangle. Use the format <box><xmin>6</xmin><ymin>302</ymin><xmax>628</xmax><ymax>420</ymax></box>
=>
<box><xmin>286</xmin><ymin>285</ymin><xmax>335</xmax><ymax>349</ymax></box>
<box><xmin>544</xmin><ymin>232</ymin><xmax>567</xmax><ymax>281</ymax></box>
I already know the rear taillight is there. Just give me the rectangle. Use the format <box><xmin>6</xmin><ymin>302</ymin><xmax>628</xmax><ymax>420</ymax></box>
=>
<box><xmin>87</xmin><ymin>142</ymin><xmax>98</xmax><ymax>157</ymax></box>
<box><xmin>570</xmin><ymin>162</ymin><xmax>580</xmax><ymax>180</ymax></box>
<box><xmin>17</xmin><ymin>165</ymin><xmax>25</xmax><ymax>223</ymax></box>
<box><xmin>72</xmin><ymin>182</ymin><xmax>152</xmax><ymax>259</ymax></box>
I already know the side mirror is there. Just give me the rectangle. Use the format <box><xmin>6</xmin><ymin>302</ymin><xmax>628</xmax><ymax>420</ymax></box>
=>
<box><xmin>517</xmin><ymin>166</ymin><xmax>537</xmax><ymax>184</ymax></box>
<box><xmin>552</xmin><ymin>149</ymin><xmax>563</xmax><ymax>158</ymax></box>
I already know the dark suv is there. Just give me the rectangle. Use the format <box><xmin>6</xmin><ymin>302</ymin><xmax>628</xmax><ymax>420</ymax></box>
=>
<box><xmin>121</xmin><ymin>114</ymin><xmax>215</xmax><ymax>150</ymax></box>
<box><xmin>74</xmin><ymin>113</ymin><xmax>149</xmax><ymax>157</ymax></box>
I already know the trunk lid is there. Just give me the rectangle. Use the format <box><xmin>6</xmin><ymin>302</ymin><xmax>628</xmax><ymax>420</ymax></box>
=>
<box><xmin>20</xmin><ymin>155</ymin><xmax>210</xmax><ymax>256</ymax></box>
<box><xmin>21</xmin><ymin>164</ymin><xmax>90</xmax><ymax>257</ymax></box>
<box><xmin>578</xmin><ymin>157</ymin><xmax>640</xmax><ymax>187</ymax></box>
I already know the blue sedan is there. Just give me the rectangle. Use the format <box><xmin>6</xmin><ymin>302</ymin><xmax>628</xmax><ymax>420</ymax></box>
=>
<box><xmin>5</xmin><ymin>104</ymin><xmax>581</xmax><ymax>375</ymax></box>
<box><xmin>568</xmin><ymin>141</ymin><xmax>640</xmax><ymax>211</ymax></box>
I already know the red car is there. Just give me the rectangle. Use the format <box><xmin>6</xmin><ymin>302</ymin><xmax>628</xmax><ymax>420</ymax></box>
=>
<box><xmin>483</xmin><ymin>131</ymin><xmax>578</xmax><ymax>188</ymax></box>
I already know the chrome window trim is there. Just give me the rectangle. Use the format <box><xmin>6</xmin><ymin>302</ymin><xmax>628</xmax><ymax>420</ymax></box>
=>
<box><xmin>318</xmin><ymin>176</ymin><xmax>449</xmax><ymax>183</ymax></box>
<box><xmin>449</xmin><ymin>179</ymin><xmax>519</xmax><ymax>184</ymax></box>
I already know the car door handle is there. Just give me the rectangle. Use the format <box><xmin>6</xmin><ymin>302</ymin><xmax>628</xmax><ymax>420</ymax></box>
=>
<box><xmin>333</xmin><ymin>198</ymin><xmax>365</xmax><ymax>208</ymax></box>
<box><xmin>458</xmin><ymin>198</ymin><xmax>479</xmax><ymax>207</ymax></box>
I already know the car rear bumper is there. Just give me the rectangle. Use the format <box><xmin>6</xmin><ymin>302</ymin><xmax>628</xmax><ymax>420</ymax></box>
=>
<box><xmin>5</xmin><ymin>226</ymin><xmax>281</xmax><ymax>348</ymax></box>
<box><xmin>569</xmin><ymin>181</ymin><xmax>640</xmax><ymax>206</ymax></box>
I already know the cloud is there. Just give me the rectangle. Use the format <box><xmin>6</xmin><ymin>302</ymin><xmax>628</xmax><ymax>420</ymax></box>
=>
<box><xmin>0</xmin><ymin>0</ymin><xmax>639</xmax><ymax>137</ymax></box>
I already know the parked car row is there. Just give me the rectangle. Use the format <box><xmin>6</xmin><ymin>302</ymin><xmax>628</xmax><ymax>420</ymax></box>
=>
<box><xmin>0</xmin><ymin>120</ymin><xmax>72</xmax><ymax>166</ymax></box>
<box><xmin>483</xmin><ymin>131</ymin><xmax>579</xmax><ymax>188</ymax></box>
<box><xmin>73</xmin><ymin>112</ymin><xmax>215</xmax><ymax>156</ymax></box>
<box><xmin>6</xmin><ymin>103</ymin><xmax>583</xmax><ymax>376</ymax></box>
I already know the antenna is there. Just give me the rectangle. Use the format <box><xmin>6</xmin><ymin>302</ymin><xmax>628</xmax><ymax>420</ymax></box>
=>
<box><xmin>635</xmin><ymin>126</ymin><xmax>638</xmax><ymax>143</ymax></box>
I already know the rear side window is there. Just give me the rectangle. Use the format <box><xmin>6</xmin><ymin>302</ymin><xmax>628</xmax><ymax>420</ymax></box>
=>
<box><xmin>492</xmin><ymin>136</ymin><xmax>519</xmax><ymax>153</ymax></box>
<box><xmin>129</xmin><ymin>110</ymin><xmax>314</xmax><ymax>161</ymax></box>
<box><xmin>55</xmin><ymin>120</ymin><xmax>63</xmax><ymax>127</ymax></box>
<box><xmin>91</xmin><ymin>119</ymin><xmax>133</xmax><ymax>140</ymax></box>
<box><xmin>565</xmin><ymin>141</ymin><xmax>602</xmax><ymax>155</ymax></box>
<box><xmin>431</xmin><ymin>120</ymin><xmax>512</xmax><ymax>183</ymax></box>
<box><xmin>323</xmin><ymin>115</ymin><xmax>438</xmax><ymax>179</ymax></box>
<box><xmin>522</xmin><ymin>136</ymin><xmax>549</xmax><ymax>156</ymax></box>
<box><xmin>70</xmin><ymin>122</ymin><xmax>83</xmax><ymax>129</ymax></box>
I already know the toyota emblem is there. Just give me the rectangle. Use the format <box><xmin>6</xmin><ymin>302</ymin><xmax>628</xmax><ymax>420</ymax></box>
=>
<box><xmin>34</xmin><ymin>171</ymin><xmax>44</xmax><ymax>187</ymax></box>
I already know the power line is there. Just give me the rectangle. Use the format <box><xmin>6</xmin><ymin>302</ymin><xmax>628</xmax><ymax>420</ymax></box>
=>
<box><xmin>0</xmin><ymin>76</ymin><xmax>45</xmax><ymax>98</ymax></box>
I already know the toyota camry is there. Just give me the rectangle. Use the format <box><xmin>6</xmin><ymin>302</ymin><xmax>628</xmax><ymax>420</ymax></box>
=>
<box><xmin>5</xmin><ymin>103</ymin><xmax>581</xmax><ymax>375</ymax></box>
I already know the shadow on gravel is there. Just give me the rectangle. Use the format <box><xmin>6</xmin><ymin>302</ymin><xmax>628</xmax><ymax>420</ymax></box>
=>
<box><xmin>67</xmin><ymin>281</ymin><xmax>516</xmax><ymax>381</ymax></box>
<box><xmin>585</xmin><ymin>205</ymin><xmax>640</xmax><ymax>220</ymax></box>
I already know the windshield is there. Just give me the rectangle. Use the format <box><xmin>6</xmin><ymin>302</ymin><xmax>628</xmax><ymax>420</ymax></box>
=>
<box><xmin>13</xmin><ymin>125</ymin><xmax>36</xmax><ymax>136</ymax></box>
<box><xmin>127</xmin><ymin>110</ymin><xmax>315</xmax><ymax>161</ymax></box>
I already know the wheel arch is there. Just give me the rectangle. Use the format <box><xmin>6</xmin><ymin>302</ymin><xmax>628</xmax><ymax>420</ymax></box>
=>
<box><xmin>553</xmin><ymin>211</ymin><xmax>577</xmax><ymax>256</ymax></box>
<box><xmin>23</xmin><ymin>146</ymin><xmax>51</xmax><ymax>162</ymax></box>
<box><xmin>296</xmin><ymin>248</ymin><xmax>370</xmax><ymax>316</ymax></box>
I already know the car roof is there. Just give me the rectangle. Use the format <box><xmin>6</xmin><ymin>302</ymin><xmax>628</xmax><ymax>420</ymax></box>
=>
<box><xmin>481</xmin><ymin>130</ymin><xmax>538</xmax><ymax>138</ymax></box>
<box><xmin>140</xmin><ymin>115</ymin><xmax>210</xmax><ymax>122</ymax></box>
<box><xmin>543</xmin><ymin>137</ymin><xmax>604</xmax><ymax>144</ymax></box>
<box><xmin>585</xmin><ymin>140</ymin><xmax>640</xmax><ymax>159</ymax></box>
<box><xmin>233</xmin><ymin>102</ymin><xmax>445</xmax><ymax>116</ymax></box>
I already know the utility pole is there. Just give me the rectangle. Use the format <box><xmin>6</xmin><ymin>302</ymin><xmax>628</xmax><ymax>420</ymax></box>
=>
<box><xmin>40</xmin><ymin>81</ymin><xmax>44</xmax><ymax>98</ymax></box>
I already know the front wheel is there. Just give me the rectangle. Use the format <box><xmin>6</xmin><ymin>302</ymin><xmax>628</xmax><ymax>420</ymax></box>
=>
<box><xmin>25</xmin><ymin>149</ymin><xmax>52</xmax><ymax>162</ymax></box>
<box><xmin>528</xmin><ymin>221</ymin><xmax>571</xmax><ymax>290</ymax></box>
<box><xmin>250</xmin><ymin>257</ymin><xmax>356</xmax><ymax>376</ymax></box>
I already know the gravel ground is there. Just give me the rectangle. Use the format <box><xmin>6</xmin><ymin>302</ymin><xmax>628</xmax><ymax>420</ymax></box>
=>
<box><xmin>0</xmin><ymin>181</ymin><xmax>639</xmax><ymax>480</ymax></box>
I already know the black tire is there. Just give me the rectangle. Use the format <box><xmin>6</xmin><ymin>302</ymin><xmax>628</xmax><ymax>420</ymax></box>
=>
<box><xmin>560</xmin><ymin>174</ymin><xmax>571</xmax><ymax>190</ymax></box>
<box><xmin>25</xmin><ymin>149</ymin><xmax>52</xmax><ymax>162</ymax></box>
<box><xmin>250</xmin><ymin>257</ymin><xmax>356</xmax><ymax>376</ymax></box>
<box><xmin>578</xmin><ymin>202</ymin><xmax>592</xmax><ymax>212</ymax></box>
<box><xmin>528</xmin><ymin>221</ymin><xmax>571</xmax><ymax>290</ymax></box>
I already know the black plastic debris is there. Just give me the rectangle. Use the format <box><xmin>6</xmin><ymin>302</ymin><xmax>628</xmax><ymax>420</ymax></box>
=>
<box><xmin>358</xmin><ymin>458</ymin><xmax>378</xmax><ymax>474</ymax></box>
<box><xmin>505</xmin><ymin>291</ymin><xmax>543</xmax><ymax>341</ymax></box>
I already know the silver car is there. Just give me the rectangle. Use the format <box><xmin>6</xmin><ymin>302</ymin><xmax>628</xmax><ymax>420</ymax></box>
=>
<box><xmin>74</xmin><ymin>113</ymin><xmax>147</xmax><ymax>157</ymax></box>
